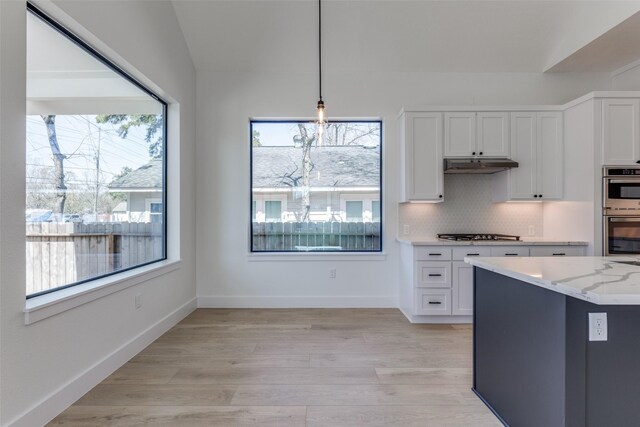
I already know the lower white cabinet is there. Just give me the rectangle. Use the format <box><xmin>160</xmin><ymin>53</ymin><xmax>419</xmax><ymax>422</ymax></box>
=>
<box><xmin>400</xmin><ymin>243</ymin><xmax>586</xmax><ymax>323</ymax></box>
<box><xmin>415</xmin><ymin>289</ymin><xmax>451</xmax><ymax>315</ymax></box>
<box><xmin>452</xmin><ymin>261</ymin><xmax>474</xmax><ymax>315</ymax></box>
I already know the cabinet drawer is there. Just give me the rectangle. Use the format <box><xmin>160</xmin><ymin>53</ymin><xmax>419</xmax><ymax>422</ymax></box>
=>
<box><xmin>415</xmin><ymin>262</ymin><xmax>451</xmax><ymax>288</ymax></box>
<box><xmin>415</xmin><ymin>248</ymin><xmax>452</xmax><ymax>261</ymax></box>
<box><xmin>452</xmin><ymin>247</ymin><xmax>491</xmax><ymax>260</ymax></box>
<box><xmin>415</xmin><ymin>289</ymin><xmax>452</xmax><ymax>315</ymax></box>
<box><xmin>490</xmin><ymin>247</ymin><xmax>529</xmax><ymax>257</ymax></box>
<box><xmin>529</xmin><ymin>246</ymin><xmax>585</xmax><ymax>257</ymax></box>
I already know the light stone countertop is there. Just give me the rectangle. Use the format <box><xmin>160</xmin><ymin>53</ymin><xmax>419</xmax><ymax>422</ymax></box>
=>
<box><xmin>466</xmin><ymin>256</ymin><xmax>640</xmax><ymax>305</ymax></box>
<box><xmin>397</xmin><ymin>238</ymin><xmax>589</xmax><ymax>246</ymax></box>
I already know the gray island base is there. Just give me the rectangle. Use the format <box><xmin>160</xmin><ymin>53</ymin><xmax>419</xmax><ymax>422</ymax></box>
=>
<box><xmin>472</xmin><ymin>266</ymin><xmax>640</xmax><ymax>427</ymax></box>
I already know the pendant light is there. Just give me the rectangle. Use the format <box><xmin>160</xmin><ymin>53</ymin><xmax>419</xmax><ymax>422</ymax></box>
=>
<box><xmin>316</xmin><ymin>0</ymin><xmax>325</xmax><ymax>142</ymax></box>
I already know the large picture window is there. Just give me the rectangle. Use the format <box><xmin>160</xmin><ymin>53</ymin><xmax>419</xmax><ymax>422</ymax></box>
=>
<box><xmin>250</xmin><ymin>120</ymin><xmax>382</xmax><ymax>252</ymax></box>
<box><xmin>26</xmin><ymin>5</ymin><xmax>167</xmax><ymax>297</ymax></box>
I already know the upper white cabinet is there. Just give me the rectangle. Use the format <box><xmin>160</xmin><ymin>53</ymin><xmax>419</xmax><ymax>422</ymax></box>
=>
<box><xmin>602</xmin><ymin>98</ymin><xmax>640</xmax><ymax>165</ymax></box>
<box><xmin>444</xmin><ymin>112</ymin><xmax>510</xmax><ymax>158</ymax></box>
<box><xmin>400</xmin><ymin>112</ymin><xmax>444</xmax><ymax>202</ymax></box>
<box><xmin>493</xmin><ymin>112</ymin><xmax>563</xmax><ymax>201</ymax></box>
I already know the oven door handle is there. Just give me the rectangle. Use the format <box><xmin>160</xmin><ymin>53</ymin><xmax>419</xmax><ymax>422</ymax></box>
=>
<box><xmin>607</xmin><ymin>179</ymin><xmax>640</xmax><ymax>184</ymax></box>
<box><xmin>609</xmin><ymin>217</ymin><xmax>640</xmax><ymax>222</ymax></box>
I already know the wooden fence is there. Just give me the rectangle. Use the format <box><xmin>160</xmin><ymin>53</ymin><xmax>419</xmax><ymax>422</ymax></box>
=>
<box><xmin>26</xmin><ymin>222</ymin><xmax>163</xmax><ymax>295</ymax></box>
<box><xmin>252</xmin><ymin>221</ymin><xmax>381</xmax><ymax>251</ymax></box>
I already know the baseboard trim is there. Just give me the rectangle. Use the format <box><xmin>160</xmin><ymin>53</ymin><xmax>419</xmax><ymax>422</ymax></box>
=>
<box><xmin>399</xmin><ymin>306</ymin><xmax>472</xmax><ymax>324</ymax></box>
<box><xmin>7</xmin><ymin>297</ymin><xmax>197</xmax><ymax>427</ymax></box>
<box><xmin>197</xmin><ymin>296</ymin><xmax>397</xmax><ymax>308</ymax></box>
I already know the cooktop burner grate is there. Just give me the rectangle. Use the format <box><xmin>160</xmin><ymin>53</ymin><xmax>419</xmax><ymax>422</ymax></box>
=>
<box><xmin>437</xmin><ymin>233</ymin><xmax>520</xmax><ymax>241</ymax></box>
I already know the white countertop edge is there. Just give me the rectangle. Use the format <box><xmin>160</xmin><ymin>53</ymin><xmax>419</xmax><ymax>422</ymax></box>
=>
<box><xmin>464</xmin><ymin>257</ymin><xmax>640</xmax><ymax>306</ymax></box>
<box><xmin>397</xmin><ymin>238</ymin><xmax>589</xmax><ymax>246</ymax></box>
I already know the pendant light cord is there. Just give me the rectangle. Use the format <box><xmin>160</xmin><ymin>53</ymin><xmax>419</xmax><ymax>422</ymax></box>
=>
<box><xmin>318</xmin><ymin>0</ymin><xmax>322</xmax><ymax>102</ymax></box>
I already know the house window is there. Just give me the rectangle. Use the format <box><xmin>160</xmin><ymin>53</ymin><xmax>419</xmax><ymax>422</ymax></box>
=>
<box><xmin>346</xmin><ymin>201</ymin><xmax>363</xmax><ymax>221</ymax></box>
<box><xmin>265</xmin><ymin>201</ymin><xmax>282</xmax><ymax>221</ymax></box>
<box><xmin>372</xmin><ymin>201</ymin><xmax>381</xmax><ymax>222</ymax></box>
<box><xmin>250</xmin><ymin>120</ymin><xmax>382</xmax><ymax>252</ymax></box>
<box><xmin>25</xmin><ymin>4</ymin><xmax>168</xmax><ymax>298</ymax></box>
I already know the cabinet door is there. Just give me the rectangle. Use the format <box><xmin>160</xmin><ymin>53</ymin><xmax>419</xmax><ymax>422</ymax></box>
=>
<box><xmin>415</xmin><ymin>261</ymin><xmax>452</xmax><ymax>288</ymax></box>
<box><xmin>477</xmin><ymin>112</ymin><xmax>510</xmax><ymax>157</ymax></box>
<box><xmin>537</xmin><ymin>112</ymin><xmax>563</xmax><ymax>199</ymax></box>
<box><xmin>529</xmin><ymin>246</ymin><xmax>585</xmax><ymax>256</ymax></box>
<box><xmin>489</xmin><ymin>246</ymin><xmax>530</xmax><ymax>257</ymax></box>
<box><xmin>403</xmin><ymin>113</ymin><xmax>444</xmax><ymax>201</ymax></box>
<box><xmin>415</xmin><ymin>289</ymin><xmax>452</xmax><ymax>315</ymax></box>
<box><xmin>508</xmin><ymin>113</ymin><xmax>537</xmax><ymax>199</ymax></box>
<box><xmin>602</xmin><ymin>98</ymin><xmax>640</xmax><ymax>165</ymax></box>
<box><xmin>452</xmin><ymin>261</ymin><xmax>473</xmax><ymax>316</ymax></box>
<box><xmin>444</xmin><ymin>112</ymin><xmax>476</xmax><ymax>157</ymax></box>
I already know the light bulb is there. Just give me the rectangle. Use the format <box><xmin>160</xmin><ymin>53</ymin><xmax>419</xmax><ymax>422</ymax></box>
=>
<box><xmin>316</xmin><ymin>99</ymin><xmax>325</xmax><ymax>125</ymax></box>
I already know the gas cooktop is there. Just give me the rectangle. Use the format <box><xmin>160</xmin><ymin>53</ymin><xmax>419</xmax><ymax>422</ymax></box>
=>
<box><xmin>437</xmin><ymin>233</ymin><xmax>520</xmax><ymax>242</ymax></box>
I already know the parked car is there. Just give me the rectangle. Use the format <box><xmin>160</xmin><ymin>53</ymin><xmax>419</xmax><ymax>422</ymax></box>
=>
<box><xmin>63</xmin><ymin>214</ymin><xmax>82</xmax><ymax>223</ymax></box>
<box><xmin>26</xmin><ymin>209</ymin><xmax>53</xmax><ymax>222</ymax></box>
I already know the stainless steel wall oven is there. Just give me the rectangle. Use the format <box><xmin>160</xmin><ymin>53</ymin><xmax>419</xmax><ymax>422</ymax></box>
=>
<box><xmin>603</xmin><ymin>167</ymin><xmax>640</xmax><ymax>255</ymax></box>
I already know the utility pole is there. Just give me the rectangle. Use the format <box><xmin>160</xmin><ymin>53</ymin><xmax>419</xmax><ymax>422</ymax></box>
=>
<box><xmin>94</xmin><ymin>128</ymin><xmax>101</xmax><ymax>222</ymax></box>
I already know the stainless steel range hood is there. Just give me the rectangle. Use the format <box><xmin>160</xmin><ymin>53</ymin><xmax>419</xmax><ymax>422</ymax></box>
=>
<box><xmin>444</xmin><ymin>158</ymin><xmax>518</xmax><ymax>174</ymax></box>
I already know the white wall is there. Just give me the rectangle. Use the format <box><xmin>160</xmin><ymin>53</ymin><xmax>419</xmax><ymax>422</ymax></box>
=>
<box><xmin>196</xmin><ymin>70</ymin><xmax>612</xmax><ymax>306</ymax></box>
<box><xmin>0</xmin><ymin>1</ymin><xmax>196</xmax><ymax>425</ymax></box>
<box><xmin>613</xmin><ymin>62</ymin><xmax>640</xmax><ymax>90</ymax></box>
<box><xmin>399</xmin><ymin>175</ymin><xmax>544</xmax><ymax>238</ymax></box>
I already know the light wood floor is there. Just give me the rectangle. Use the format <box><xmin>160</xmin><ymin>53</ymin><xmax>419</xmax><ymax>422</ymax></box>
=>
<box><xmin>48</xmin><ymin>309</ymin><xmax>501</xmax><ymax>426</ymax></box>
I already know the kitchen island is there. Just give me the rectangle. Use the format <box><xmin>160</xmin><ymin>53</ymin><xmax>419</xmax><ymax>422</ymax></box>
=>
<box><xmin>465</xmin><ymin>256</ymin><xmax>640</xmax><ymax>427</ymax></box>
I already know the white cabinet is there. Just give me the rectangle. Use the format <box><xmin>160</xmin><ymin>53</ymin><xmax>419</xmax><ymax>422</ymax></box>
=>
<box><xmin>529</xmin><ymin>246</ymin><xmax>585</xmax><ymax>256</ymax></box>
<box><xmin>444</xmin><ymin>113</ymin><xmax>476</xmax><ymax>157</ymax></box>
<box><xmin>399</xmin><ymin>243</ymin><xmax>586</xmax><ymax>323</ymax></box>
<box><xmin>477</xmin><ymin>112</ymin><xmax>510</xmax><ymax>157</ymax></box>
<box><xmin>400</xmin><ymin>112</ymin><xmax>444</xmax><ymax>202</ymax></box>
<box><xmin>602</xmin><ymin>98</ymin><xmax>640</xmax><ymax>165</ymax></box>
<box><xmin>493</xmin><ymin>112</ymin><xmax>563</xmax><ymax>201</ymax></box>
<box><xmin>444</xmin><ymin>112</ymin><xmax>510</xmax><ymax>158</ymax></box>
<box><xmin>452</xmin><ymin>261</ymin><xmax>473</xmax><ymax>316</ymax></box>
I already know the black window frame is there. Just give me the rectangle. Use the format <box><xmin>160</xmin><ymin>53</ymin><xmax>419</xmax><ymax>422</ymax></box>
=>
<box><xmin>26</xmin><ymin>2</ymin><xmax>169</xmax><ymax>299</ymax></box>
<box><xmin>249</xmin><ymin>119</ymin><xmax>383</xmax><ymax>253</ymax></box>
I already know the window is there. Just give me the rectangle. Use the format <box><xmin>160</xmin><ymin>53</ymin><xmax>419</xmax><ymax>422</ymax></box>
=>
<box><xmin>25</xmin><ymin>4</ymin><xmax>167</xmax><ymax>298</ymax></box>
<box><xmin>346</xmin><ymin>201</ymin><xmax>363</xmax><ymax>221</ymax></box>
<box><xmin>250</xmin><ymin>120</ymin><xmax>382</xmax><ymax>252</ymax></box>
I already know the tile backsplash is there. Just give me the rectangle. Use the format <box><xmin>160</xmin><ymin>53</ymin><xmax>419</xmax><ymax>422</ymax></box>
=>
<box><xmin>398</xmin><ymin>174</ymin><xmax>543</xmax><ymax>238</ymax></box>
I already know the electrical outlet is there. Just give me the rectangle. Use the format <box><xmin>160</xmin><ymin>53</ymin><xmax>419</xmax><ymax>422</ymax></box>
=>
<box><xmin>403</xmin><ymin>224</ymin><xmax>410</xmax><ymax>235</ymax></box>
<box><xmin>588</xmin><ymin>312</ymin><xmax>607</xmax><ymax>341</ymax></box>
<box><xmin>135</xmin><ymin>294</ymin><xmax>143</xmax><ymax>310</ymax></box>
<box><xmin>329</xmin><ymin>268</ymin><xmax>336</xmax><ymax>279</ymax></box>
<box><xmin>528</xmin><ymin>225</ymin><xmax>535</xmax><ymax>236</ymax></box>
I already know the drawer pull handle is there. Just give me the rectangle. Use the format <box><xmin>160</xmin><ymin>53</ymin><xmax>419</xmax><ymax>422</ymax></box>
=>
<box><xmin>428</xmin><ymin>274</ymin><xmax>442</xmax><ymax>277</ymax></box>
<box><xmin>505</xmin><ymin>253</ymin><xmax>518</xmax><ymax>256</ymax></box>
<box><xmin>467</xmin><ymin>253</ymin><xmax>480</xmax><ymax>256</ymax></box>
<box><xmin>428</xmin><ymin>301</ymin><xmax>442</xmax><ymax>305</ymax></box>
<box><xmin>552</xmin><ymin>253</ymin><xmax>566</xmax><ymax>256</ymax></box>
<box><xmin>428</xmin><ymin>253</ymin><xmax>442</xmax><ymax>256</ymax></box>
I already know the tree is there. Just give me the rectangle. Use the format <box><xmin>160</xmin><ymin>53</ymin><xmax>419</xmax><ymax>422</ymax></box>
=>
<box><xmin>252</xmin><ymin>129</ymin><xmax>262</xmax><ymax>146</ymax></box>
<box><xmin>41</xmin><ymin>115</ymin><xmax>67</xmax><ymax>219</ymax></box>
<box><xmin>283</xmin><ymin>122</ymin><xmax>380</xmax><ymax>222</ymax></box>
<box><xmin>95</xmin><ymin>114</ymin><xmax>164</xmax><ymax>158</ymax></box>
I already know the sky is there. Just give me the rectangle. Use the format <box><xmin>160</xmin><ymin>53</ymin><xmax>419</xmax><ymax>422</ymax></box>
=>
<box><xmin>26</xmin><ymin>115</ymin><xmax>155</xmax><ymax>189</ymax></box>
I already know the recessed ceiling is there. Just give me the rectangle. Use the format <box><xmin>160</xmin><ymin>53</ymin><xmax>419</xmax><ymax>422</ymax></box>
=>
<box><xmin>171</xmin><ymin>0</ymin><xmax>640</xmax><ymax>73</ymax></box>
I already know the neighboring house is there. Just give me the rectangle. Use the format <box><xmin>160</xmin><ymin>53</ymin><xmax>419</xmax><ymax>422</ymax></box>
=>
<box><xmin>252</xmin><ymin>145</ymin><xmax>381</xmax><ymax>223</ymax></box>
<box><xmin>108</xmin><ymin>159</ymin><xmax>163</xmax><ymax>223</ymax></box>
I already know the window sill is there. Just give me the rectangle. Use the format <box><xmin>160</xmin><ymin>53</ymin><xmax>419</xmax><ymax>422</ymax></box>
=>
<box><xmin>247</xmin><ymin>252</ymin><xmax>387</xmax><ymax>262</ymax></box>
<box><xmin>24</xmin><ymin>259</ymin><xmax>182</xmax><ymax>325</ymax></box>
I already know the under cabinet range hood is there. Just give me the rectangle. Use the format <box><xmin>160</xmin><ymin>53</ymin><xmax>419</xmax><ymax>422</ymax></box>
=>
<box><xmin>444</xmin><ymin>158</ymin><xmax>518</xmax><ymax>174</ymax></box>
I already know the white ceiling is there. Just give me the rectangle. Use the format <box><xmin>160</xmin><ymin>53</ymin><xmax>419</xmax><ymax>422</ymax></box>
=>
<box><xmin>171</xmin><ymin>0</ymin><xmax>640</xmax><ymax>73</ymax></box>
<box><xmin>27</xmin><ymin>12</ymin><xmax>160</xmax><ymax>115</ymax></box>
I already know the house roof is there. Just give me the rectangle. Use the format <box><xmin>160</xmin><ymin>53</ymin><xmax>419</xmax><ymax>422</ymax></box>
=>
<box><xmin>252</xmin><ymin>146</ymin><xmax>380</xmax><ymax>189</ymax></box>
<box><xmin>109</xmin><ymin>159</ymin><xmax>163</xmax><ymax>190</ymax></box>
